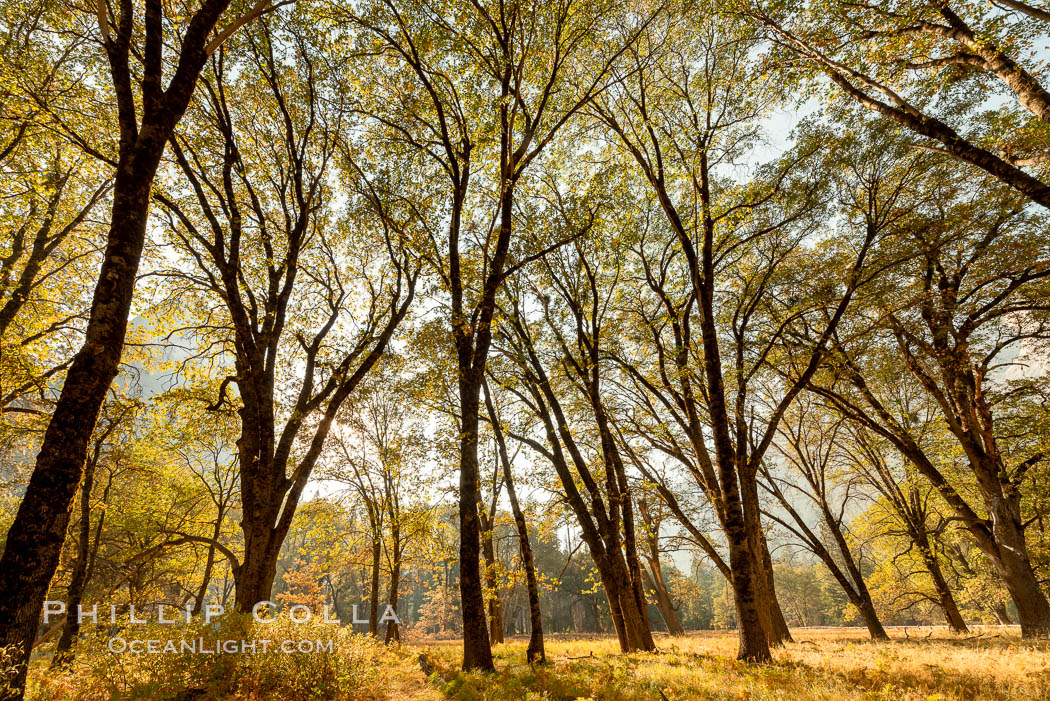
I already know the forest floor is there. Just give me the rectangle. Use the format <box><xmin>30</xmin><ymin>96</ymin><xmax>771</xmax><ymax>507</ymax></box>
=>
<box><xmin>409</xmin><ymin>627</ymin><xmax>1050</xmax><ymax>701</ymax></box>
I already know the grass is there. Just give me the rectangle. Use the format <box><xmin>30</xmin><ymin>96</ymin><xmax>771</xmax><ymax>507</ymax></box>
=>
<box><xmin>20</xmin><ymin>625</ymin><xmax>1050</xmax><ymax>699</ymax></box>
<box><xmin>413</xmin><ymin>628</ymin><xmax>1050</xmax><ymax>700</ymax></box>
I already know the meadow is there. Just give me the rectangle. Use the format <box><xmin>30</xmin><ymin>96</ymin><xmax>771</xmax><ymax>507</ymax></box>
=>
<box><xmin>22</xmin><ymin>626</ymin><xmax>1050</xmax><ymax>700</ymax></box>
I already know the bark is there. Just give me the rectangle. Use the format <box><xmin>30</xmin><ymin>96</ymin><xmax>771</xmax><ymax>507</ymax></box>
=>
<box><xmin>457</xmin><ymin>385</ymin><xmax>494</xmax><ymax>670</ymax></box>
<box><xmin>739</xmin><ymin>470</ymin><xmax>793</xmax><ymax>645</ymax></box>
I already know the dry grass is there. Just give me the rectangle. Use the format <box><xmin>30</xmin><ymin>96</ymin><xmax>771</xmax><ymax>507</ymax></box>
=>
<box><xmin>413</xmin><ymin>627</ymin><xmax>1050</xmax><ymax>700</ymax></box>
<box><xmin>20</xmin><ymin>626</ymin><xmax>1050</xmax><ymax>699</ymax></box>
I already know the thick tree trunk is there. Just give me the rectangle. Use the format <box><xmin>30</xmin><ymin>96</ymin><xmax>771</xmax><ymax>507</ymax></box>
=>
<box><xmin>739</xmin><ymin>469</ymin><xmax>793</xmax><ymax>645</ymax></box>
<box><xmin>457</xmin><ymin>387</ymin><xmax>494</xmax><ymax>671</ymax></box>
<box><xmin>234</xmin><ymin>522</ymin><xmax>281</xmax><ymax>612</ymax></box>
<box><xmin>0</xmin><ymin>141</ymin><xmax>164</xmax><ymax>698</ymax></box>
<box><xmin>987</xmin><ymin>494</ymin><xmax>1050</xmax><ymax>637</ymax></box>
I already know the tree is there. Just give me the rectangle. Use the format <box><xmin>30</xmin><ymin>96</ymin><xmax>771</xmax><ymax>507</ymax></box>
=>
<box><xmin>593</xmin><ymin>8</ymin><xmax>883</xmax><ymax>660</ymax></box>
<box><xmin>483</xmin><ymin>379</ymin><xmax>546</xmax><ymax>662</ymax></box>
<box><xmin>0</xmin><ymin>0</ymin><xmax>279</xmax><ymax>695</ymax></box>
<box><xmin>153</xmin><ymin>13</ymin><xmax>418</xmax><ymax>610</ymax></box>
<box><xmin>348</xmin><ymin>0</ymin><xmax>652</xmax><ymax>670</ymax></box>
<box><xmin>323</xmin><ymin>356</ymin><xmax>430</xmax><ymax>640</ymax></box>
<box><xmin>844</xmin><ymin>423</ymin><xmax>969</xmax><ymax>633</ymax></box>
<box><xmin>809</xmin><ymin>151</ymin><xmax>1050</xmax><ymax>636</ymax></box>
<box><xmin>761</xmin><ymin>399</ymin><xmax>889</xmax><ymax>639</ymax></box>
<box><xmin>496</xmin><ymin>220</ymin><xmax>657</xmax><ymax>653</ymax></box>
<box><xmin>750</xmin><ymin>0</ymin><xmax>1050</xmax><ymax>209</ymax></box>
<box><xmin>636</xmin><ymin>495</ymin><xmax>686</xmax><ymax>635</ymax></box>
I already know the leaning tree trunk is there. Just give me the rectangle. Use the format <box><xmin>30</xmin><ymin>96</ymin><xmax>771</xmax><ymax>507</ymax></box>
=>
<box><xmin>192</xmin><ymin>520</ymin><xmax>223</xmax><ymax>616</ymax></box>
<box><xmin>0</xmin><ymin>136</ymin><xmax>167</xmax><ymax>698</ymax></box>
<box><xmin>0</xmin><ymin>2</ymin><xmax>237</xmax><ymax>693</ymax></box>
<box><xmin>485</xmin><ymin>382</ymin><xmax>545</xmax><ymax>662</ymax></box>
<box><xmin>642</xmin><ymin>566</ymin><xmax>685</xmax><ymax>636</ymax></box>
<box><xmin>921</xmin><ymin>547</ymin><xmax>969</xmax><ymax>634</ymax></box>
<box><xmin>987</xmin><ymin>490</ymin><xmax>1050</xmax><ymax>637</ymax></box>
<box><xmin>991</xmin><ymin>601</ymin><xmax>1014</xmax><ymax>625</ymax></box>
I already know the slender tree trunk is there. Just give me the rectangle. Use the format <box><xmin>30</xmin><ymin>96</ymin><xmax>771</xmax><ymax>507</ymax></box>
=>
<box><xmin>919</xmin><ymin>546</ymin><xmax>968</xmax><ymax>634</ymax></box>
<box><xmin>480</xmin><ymin>516</ymin><xmax>504</xmax><ymax>645</ymax></box>
<box><xmin>51</xmin><ymin>454</ymin><xmax>98</xmax><ymax>667</ymax></box>
<box><xmin>991</xmin><ymin>601</ymin><xmax>1013</xmax><ymax>625</ymax></box>
<box><xmin>484</xmin><ymin>382</ymin><xmax>544</xmax><ymax>663</ymax></box>
<box><xmin>385</xmin><ymin>558</ymin><xmax>401</xmax><ymax>644</ymax></box>
<box><xmin>816</xmin><ymin>504</ymin><xmax>888</xmax><ymax>641</ymax></box>
<box><xmin>192</xmin><ymin>519</ymin><xmax>222</xmax><ymax>617</ymax></box>
<box><xmin>642</xmin><ymin>565</ymin><xmax>684</xmax><ymax>635</ymax></box>
<box><xmin>368</xmin><ymin>538</ymin><xmax>381</xmax><ymax>636</ymax></box>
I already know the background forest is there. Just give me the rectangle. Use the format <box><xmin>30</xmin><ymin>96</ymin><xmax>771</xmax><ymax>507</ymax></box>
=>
<box><xmin>2</xmin><ymin>0</ymin><xmax>1050</xmax><ymax>699</ymax></box>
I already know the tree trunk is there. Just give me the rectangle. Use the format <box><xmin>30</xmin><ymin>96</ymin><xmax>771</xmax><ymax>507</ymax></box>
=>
<box><xmin>991</xmin><ymin>601</ymin><xmax>1013</xmax><ymax>625</ymax></box>
<box><xmin>642</xmin><ymin>565</ymin><xmax>684</xmax><ymax>635</ymax></box>
<box><xmin>51</xmin><ymin>452</ymin><xmax>99</xmax><ymax>667</ymax></box>
<box><xmin>739</xmin><ymin>468</ymin><xmax>793</xmax><ymax>645</ymax></box>
<box><xmin>923</xmin><ymin>550</ymin><xmax>968</xmax><ymax>634</ymax></box>
<box><xmin>369</xmin><ymin>539</ymin><xmax>381</xmax><ymax>636</ymax></box>
<box><xmin>192</xmin><ymin>520</ymin><xmax>222</xmax><ymax>617</ymax></box>
<box><xmin>914</xmin><ymin>534</ymin><xmax>968</xmax><ymax>634</ymax></box>
<box><xmin>0</xmin><ymin>139</ymin><xmax>165</xmax><ymax>698</ymax></box>
<box><xmin>457</xmin><ymin>385</ymin><xmax>494</xmax><ymax>671</ymax></box>
<box><xmin>721</xmin><ymin>481</ymin><xmax>772</xmax><ymax>662</ymax></box>
<box><xmin>234</xmin><ymin>519</ymin><xmax>281</xmax><ymax>612</ymax></box>
<box><xmin>987</xmin><ymin>493</ymin><xmax>1050</xmax><ymax>637</ymax></box>
<box><xmin>385</xmin><ymin>559</ymin><xmax>401</xmax><ymax>644</ymax></box>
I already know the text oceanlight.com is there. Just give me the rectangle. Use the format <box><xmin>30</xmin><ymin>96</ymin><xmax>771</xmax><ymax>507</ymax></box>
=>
<box><xmin>107</xmin><ymin>638</ymin><xmax>334</xmax><ymax>654</ymax></box>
